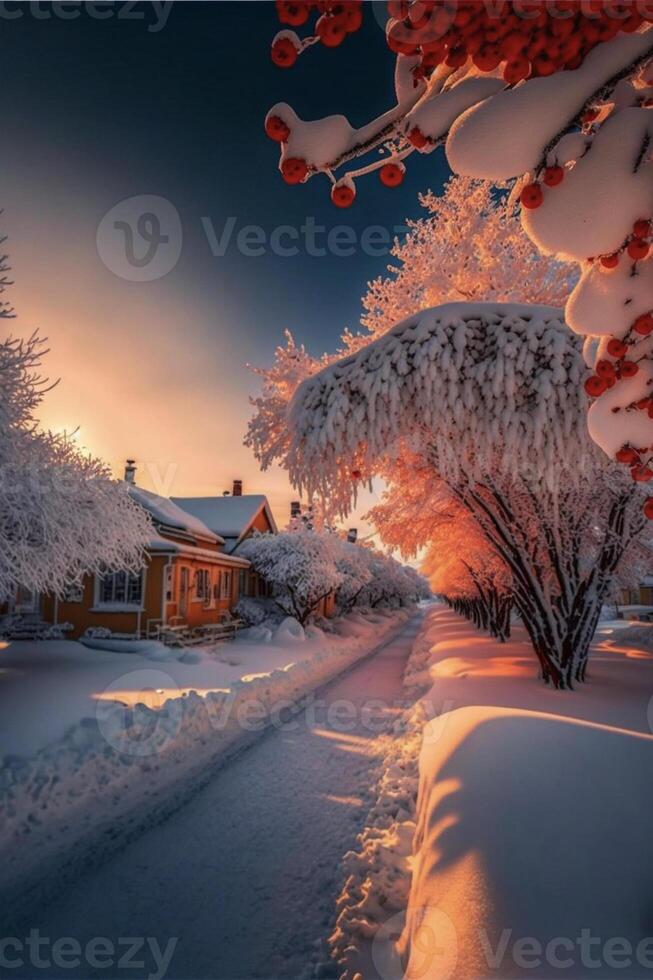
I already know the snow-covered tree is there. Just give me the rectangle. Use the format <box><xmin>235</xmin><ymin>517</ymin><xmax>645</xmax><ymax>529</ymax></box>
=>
<box><xmin>376</xmin><ymin>475</ymin><xmax>513</xmax><ymax>639</ymax></box>
<box><xmin>262</xmin><ymin>304</ymin><xmax>644</xmax><ymax>687</ymax></box>
<box><xmin>359</xmin><ymin>176</ymin><xmax>574</xmax><ymax>341</ymax></box>
<box><xmin>0</xmin><ymin>333</ymin><xmax>152</xmax><ymax>603</ymax></box>
<box><xmin>356</xmin><ymin>547</ymin><xmax>428</xmax><ymax>609</ymax></box>
<box><xmin>332</xmin><ymin>538</ymin><xmax>373</xmax><ymax>613</ymax></box>
<box><xmin>238</xmin><ymin>528</ymin><xmax>343</xmax><ymax>624</ymax></box>
<box><xmin>265</xmin><ymin>3</ymin><xmax>653</xmax><ymax>524</ymax></box>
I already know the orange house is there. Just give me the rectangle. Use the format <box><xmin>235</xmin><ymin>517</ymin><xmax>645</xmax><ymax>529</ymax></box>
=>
<box><xmin>7</xmin><ymin>474</ymin><xmax>336</xmax><ymax>638</ymax></box>
<box><xmin>39</xmin><ymin>484</ymin><xmax>254</xmax><ymax>640</ymax></box>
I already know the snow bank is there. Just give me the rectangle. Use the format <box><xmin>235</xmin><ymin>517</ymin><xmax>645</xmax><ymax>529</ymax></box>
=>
<box><xmin>329</xmin><ymin>612</ymin><xmax>440</xmax><ymax>979</ymax></box>
<box><xmin>332</xmin><ymin>606</ymin><xmax>653</xmax><ymax>979</ymax></box>
<box><xmin>0</xmin><ymin>608</ymin><xmax>412</xmax><ymax>921</ymax></box>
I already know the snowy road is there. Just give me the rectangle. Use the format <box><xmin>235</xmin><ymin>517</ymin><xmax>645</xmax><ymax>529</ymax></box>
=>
<box><xmin>11</xmin><ymin>613</ymin><xmax>422</xmax><ymax>980</ymax></box>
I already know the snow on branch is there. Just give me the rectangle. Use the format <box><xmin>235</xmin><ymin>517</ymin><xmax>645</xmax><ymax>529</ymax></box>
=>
<box><xmin>283</xmin><ymin>302</ymin><xmax>589</xmax><ymax>513</ymax></box>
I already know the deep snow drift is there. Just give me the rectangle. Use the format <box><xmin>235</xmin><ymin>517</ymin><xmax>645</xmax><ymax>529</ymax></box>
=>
<box><xmin>332</xmin><ymin>605</ymin><xmax>653</xmax><ymax>980</ymax></box>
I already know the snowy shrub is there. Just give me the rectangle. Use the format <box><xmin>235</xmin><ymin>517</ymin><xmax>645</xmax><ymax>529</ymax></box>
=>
<box><xmin>234</xmin><ymin>596</ymin><xmax>268</xmax><ymax>627</ymax></box>
<box><xmin>238</xmin><ymin>528</ymin><xmax>343</xmax><ymax>625</ymax></box>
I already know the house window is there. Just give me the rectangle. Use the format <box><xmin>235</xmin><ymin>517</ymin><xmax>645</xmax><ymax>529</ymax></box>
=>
<box><xmin>194</xmin><ymin>569</ymin><xmax>211</xmax><ymax>603</ymax></box>
<box><xmin>220</xmin><ymin>570</ymin><xmax>233</xmax><ymax>599</ymax></box>
<box><xmin>15</xmin><ymin>587</ymin><xmax>39</xmax><ymax>614</ymax></box>
<box><xmin>238</xmin><ymin>569</ymin><xmax>247</xmax><ymax>597</ymax></box>
<box><xmin>164</xmin><ymin>565</ymin><xmax>175</xmax><ymax>603</ymax></box>
<box><xmin>98</xmin><ymin>571</ymin><xmax>143</xmax><ymax>607</ymax></box>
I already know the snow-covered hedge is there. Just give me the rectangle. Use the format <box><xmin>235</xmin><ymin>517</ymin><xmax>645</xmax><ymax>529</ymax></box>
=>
<box><xmin>239</xmin><ymin>527</ymin><xmax>428</xmax><ymax>624</ymax></box>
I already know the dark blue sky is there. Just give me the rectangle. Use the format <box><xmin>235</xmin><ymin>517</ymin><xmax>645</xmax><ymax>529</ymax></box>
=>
<box><xmin>0</xmin><ymin>1</ymin><xmax>450</xmax><ymax>516</ymax></box>
<box><xmin>1</xmin><ymin>0</ymin><xmax>450</xmax><ymax>354</ymax></box>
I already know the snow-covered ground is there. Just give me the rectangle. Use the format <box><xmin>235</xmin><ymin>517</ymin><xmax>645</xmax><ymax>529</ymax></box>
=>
<box><xmin>2</xmin><ymin>612</ymin><xmax>424</xmax><ymax>980</ymax></box>
<box><xmin>0</xmin><ymin>607</ymin><xmax>413</xmax><ymax>923</ymax></box>
<box><xmin>332</xmin><ymin>604</ymin><xmax>653</xmax><ymax>980</ymax></box>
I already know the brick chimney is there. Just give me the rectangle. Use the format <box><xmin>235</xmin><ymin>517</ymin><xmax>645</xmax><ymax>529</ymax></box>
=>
<box><xmin>233</xmin><ymin>479</ymin><xmax>243</xmax><ymax>497</ymax></box>
<box><xmin>347</xmin><ymin>528</ymin><xmax>358</xmax><ymax>543</ymax></box>
<box><xmin>290</xmin><ymin>501</ymin><xmax>301</xmax><ymax>519</ymax></box>
<box><xmin>124</xmin><ymin>459</ymin><xmax>137</xmax><ymax>485</ymax></box>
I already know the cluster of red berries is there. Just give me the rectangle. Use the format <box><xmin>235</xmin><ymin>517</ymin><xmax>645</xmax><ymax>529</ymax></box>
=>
<box><xmin>272</xmin><ymin>0</ymin><xmax>363</xmax><ymax>66</ymax></box>
<box><xmin>265</xmin><ymin>111</ymin><xmax>406</xmax><ymax>194</ymax></box>
<box><xmin>519</xmin><ymin>165</ymin><xmax>565</xmax><ymax>209</ymax></box>
<box><xmin>598</xmin><ymin>219</ymin><xmax>652</xmax><ymax>268</ymax></box>
<box><xmin>583</xmin><ymin>305</ymin><xmax>653</xmax><ymax>400</ymax></box>
<box><xmin>386</xmin><ymin>0</ymin><xmax>652</xmax><ymax>87</ymax></box>
<box><xmin>328</xmin><ymin>161</ymin><xmax>406</xmax><ymax>205</ymax></box>
<box><xmin>584</xmin><ymin>300</ymin><xmax>653</xmax><ymax>516</ymax></box>
<box><xmin>615</xmin><ymin>445</ymin><xmax>653</xmax><ymax>517</ymax></box>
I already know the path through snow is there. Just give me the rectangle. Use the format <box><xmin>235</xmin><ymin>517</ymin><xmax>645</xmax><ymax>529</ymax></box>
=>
<box><xmin>11</xmin><ymin>613</ymin><xmax>423</xmax><ymax>980</ymax></box>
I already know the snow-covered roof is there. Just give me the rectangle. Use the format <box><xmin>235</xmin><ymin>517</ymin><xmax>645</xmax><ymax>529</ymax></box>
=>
<box><xmin>147</xmin><ymin>534</ymin><xmax>249</xmax><ymax>567</ymax></box>
<box><xmin>171</xmin><ymin>495</ymin><xmax>277</xmax><ymax>552</ymax></box>
<box><xmin>129</xmin><ymin>486</ymin><xmax>224</xmax><ymax>546</ymax></box>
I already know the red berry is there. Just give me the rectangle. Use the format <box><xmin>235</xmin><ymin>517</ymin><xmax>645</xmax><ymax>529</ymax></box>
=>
<box><xmin>584</xmin><ymin>375</ymin><xmax>607</xmax><ymax>398</ymax></box>
<box><xmin>408</xmin><ymin>126</ymin><xmax>430</xmax><ymax>150</ymax></box>
<box><xmin>632</xmin><ymin>465</ymin><xmax>653</xmax><ymax>483</ymax></box>
<box><xmin>343</xmin><ymin>2</ymin><xmax>363</xmax><ymax>33</ymax></box>
<box><xmin>350</xmin><ymin>469</ymin><xmax>362</xmax><ymax>480</ymax></box>
<box><xmin>379</xmin><ymin>162</ymin><xmax>405</xmax><ymax>188</ymax></box>
<box><xmin>276</xmin><ymin>1</ymin><xmax>310</xmax><ymax>27</ymax></box>
<box><xmin>386</xmin><ymin>0</ymin><xmax>409</xmax><ymax>18</ymax></box>
<box><xmin>644</xmin><ymin>497</ymin><xmax>653</xmax><ymax>520</ymax></box>
<box><xmin>582</xmin><ymin>108</ymin><xmax>599</xmax><ymax>124</ymax></box>
<box><xmin>607</xmin><ymin>338</ymin><xmax>628</xmax><ymax>358</ymax></box>
<box><xmin>616</xmin><ymin>446</ymin><xmax>640</xmax><ymax>465</ymax></box>
<box><xmin>600</xmin><ymin>253</ymin><xmax>620</xmax><ymax>269</ymax></box>
<box><xmin>543</xmin><ymin>166</ymin><xmax>564</xmax><ymax>187</ymax></box>
<box><xmin>271</xmin><ymin>36</ymin><xmax>299</xmax><ymax>68</ymax></box>
<box><xmin>633</xmin><ymin>219</ymin><xmax>651</xmax><ymax>239</ymax></box>
<box><xmin>500</xmin><ymin>30</ymin><xmax>528</xmax><ymax>59</ymax></box>
<box><xmin>281</xmin><ymin>157</ymin><xmax>308</xmax><ymax>184</ymax></box>
<box><xmin>627</xmin><ymin>238</ymin><xmax>650</xmax><ymax>261</ymax></box>
<box><xmin>633</xmin><ymin>313</ymin><xmax>653</xmax><ymax>336</ymax></box>
<box><xmin>473</xmin><ymin>44</ymin><xmax>502</xmax><ymax>72</ymax></box>
<box><xmin>446</xmin><ymin>44</ymin><xmax>468</xmax><ymax>69</ymax></box>
<box><xmin>265</xmin><ymin>114</ymin><xmax>291</xmax><ymax>142</ymax></box>
<box><xmin>316</xmin><ymin>13</ymin><xmax>346</xmax><ymax>47</ymax></box>
<box><xmin>621</xmin><ymin>360</ymin><xmax>640</xmax><ymax>378</ymax></box>
<box><xmin>503</xmin><ymin>56</ymin><xmax>531</xmax><ymax>85</ymax></box>
<box><xmin>596</xmin><ymin>359</ymin><xmax>615</xmax><ymax>380</ymax></box>
<box><xmin>331</xmin><ymin>182</ymin><xmax>355</xmax><ymax>208</ymax></box>
<box><xmin>520</xmin><ymin>183</ymin><xmax>543</xmax><ymax>209</ymax></box>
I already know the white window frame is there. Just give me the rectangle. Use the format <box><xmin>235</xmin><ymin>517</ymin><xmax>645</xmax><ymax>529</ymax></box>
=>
<box><xmin>93</xmin><ymin>570</ymin><xmax>144</xmax><ymax>612</ymax></box>
<box><xmin>220</xmin><ymin>569</ymin><xmax>233</xmax><ymax>600</ymax></box>
<box><xmin>15</xmin><ymin>588</ymin><xmax>40</xmax><ymax>614</ymax></box>
<box><xmin>164</xmin><ymin>564</ymin><xmax>175</xmax><ymax>604</ymax></box>
<box><xmin>193</xmin><ymin>568</ymin><xmax>212</xmax><ymax>605</ymax></box>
